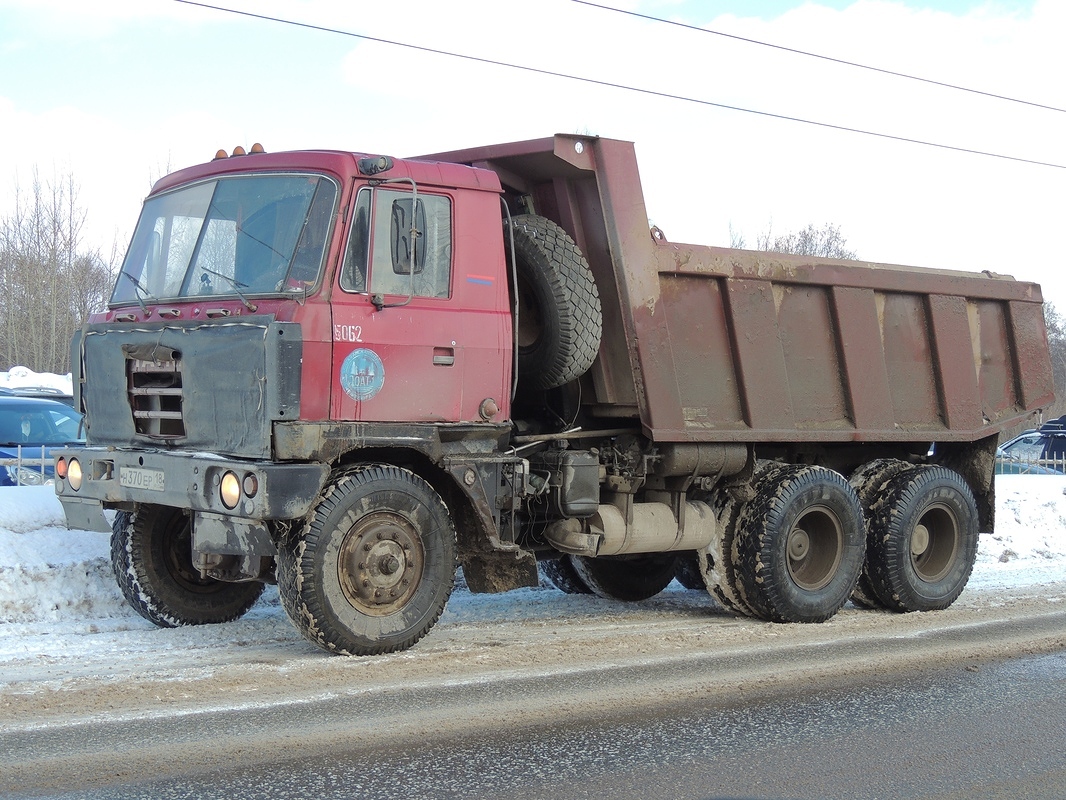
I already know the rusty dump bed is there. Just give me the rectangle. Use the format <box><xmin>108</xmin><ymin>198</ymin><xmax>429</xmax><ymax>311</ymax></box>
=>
<box><xmin>425</xmin><ymin>134</ymin><xmax>1055</xmax><ymax>444</ymax></box>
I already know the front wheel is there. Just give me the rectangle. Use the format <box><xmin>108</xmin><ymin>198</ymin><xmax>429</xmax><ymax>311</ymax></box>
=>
<box><xmin>111</xmin><ymin>505</ymin><xmax>264</xmax><ymax>627</ymax></box>
<box><xmin>276</xmin><ymin>464</ymin><xmax>457</xmax><ymax>656</ymax></box>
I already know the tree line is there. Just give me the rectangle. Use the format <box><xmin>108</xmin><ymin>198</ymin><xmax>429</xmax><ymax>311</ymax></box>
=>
<box><xmin>0</xmin><ymin>171</ymin><xmax>116</xmax><ymax>374</ymax></box>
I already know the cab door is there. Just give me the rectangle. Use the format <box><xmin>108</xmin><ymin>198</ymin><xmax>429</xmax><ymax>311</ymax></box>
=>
<box><xmin>330</xmin><ymin>185</ymin><xmax>507</xmax><ymax>423</ymax></box>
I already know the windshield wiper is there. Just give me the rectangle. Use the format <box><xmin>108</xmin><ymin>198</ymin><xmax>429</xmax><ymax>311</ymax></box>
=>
<box><xmin>119</xmin><ymin>270</ymin><xmax>152</xmax><ymax>315</ymax></box>
<box><xmin>200</xmin><ymin>268</ymin><xmax>258</xmax><ymax>312</ymax></box>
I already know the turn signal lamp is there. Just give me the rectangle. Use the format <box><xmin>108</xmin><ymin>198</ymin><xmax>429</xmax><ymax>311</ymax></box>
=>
<box><xmin>56</xmin><ymin>456</ymin><xmax>68</xmax><ymax>479</ymax></box>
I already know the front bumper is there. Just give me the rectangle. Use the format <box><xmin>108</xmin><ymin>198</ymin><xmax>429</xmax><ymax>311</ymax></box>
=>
<box><xmin>54</xmin><ymin>447</ymin><xmax>330</xmax><ymax>530</ymax></box>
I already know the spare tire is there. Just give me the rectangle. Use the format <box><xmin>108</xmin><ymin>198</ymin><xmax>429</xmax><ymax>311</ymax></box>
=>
<box><xmin>507</xmin><ymin>214</ymin><xmax>602</xmax><ymax>390</ymax></box>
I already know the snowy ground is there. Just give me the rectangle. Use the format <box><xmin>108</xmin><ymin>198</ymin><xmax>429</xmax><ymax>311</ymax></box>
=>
<box><xmin>1</xmin><ymin>475</ymin><xmax>1065</xmax><ymax>663</ymax></box>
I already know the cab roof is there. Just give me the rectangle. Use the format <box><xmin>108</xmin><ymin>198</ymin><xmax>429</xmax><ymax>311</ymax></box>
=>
<box><xmin>150</xmin><ymin>147</ymin><xmax>503</xmax><ymax>198</ymax></box>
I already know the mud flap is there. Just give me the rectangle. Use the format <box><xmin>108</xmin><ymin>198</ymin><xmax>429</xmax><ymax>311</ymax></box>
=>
<box><xmin>58</xmin><ymin>497</ymin><xmax>111</xmax><ymax>532</ymax></box>
<box><xmin>462</xmin><ymin>548</ymin><xmax>539</xmax><ymax>593</ymax></box>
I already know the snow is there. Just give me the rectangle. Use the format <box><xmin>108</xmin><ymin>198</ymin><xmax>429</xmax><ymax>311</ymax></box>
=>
<box><xmin>0</xmin><ymin>367</ymin><xmax>73</xmax><ymax>394</ymax></box>
<box><xmin>1</xmin><ymin>476</ymin><xmax>1064</xmax><ymax>660</ymax></box>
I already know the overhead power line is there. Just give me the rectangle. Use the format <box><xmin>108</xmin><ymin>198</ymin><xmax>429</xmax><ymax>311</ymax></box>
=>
<box><xmin>172</xmin><ymin>0</ymin><xmax>1066</xmax><ymax>170</ymax></box>
<box><xmin>574</xmin><ymin>0</ymin><xmax>1066</xmax><ymax>115</ymax></box>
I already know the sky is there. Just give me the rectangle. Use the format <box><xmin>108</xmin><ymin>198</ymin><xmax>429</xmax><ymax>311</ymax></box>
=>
<box><xmin>1</xmin><ymin>0</ymin><xmax>1063</xmax><ymax>306</ymax></box>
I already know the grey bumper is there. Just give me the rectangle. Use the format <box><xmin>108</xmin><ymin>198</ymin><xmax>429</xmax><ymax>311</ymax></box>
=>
<box><xmin>54</xmin><ymin>447</ymin><xmax>329</xmax><ymax>527</ymax></box>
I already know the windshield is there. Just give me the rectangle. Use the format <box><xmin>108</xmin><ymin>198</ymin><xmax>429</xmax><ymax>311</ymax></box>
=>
<box><xmin>0</xmin><ymin>402</ymin><xmax>84</xmax><ymax>447</ymax></box>
<box><xmin>111</xmin><ymin>174</ymin><xmax>338</xmax><ymax>305</ymax></box>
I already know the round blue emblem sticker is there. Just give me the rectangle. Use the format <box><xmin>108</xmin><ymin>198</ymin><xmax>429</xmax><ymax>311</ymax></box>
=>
<box><xmin>340</xmin><ymin>348</ymin><xmax>385</xmax><ymax>401</ymax></box>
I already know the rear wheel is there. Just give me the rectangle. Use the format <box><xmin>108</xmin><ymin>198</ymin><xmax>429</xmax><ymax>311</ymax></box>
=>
<box><xmin>865</xmin><ymin>466</ymin><xmax>978</xmax><ymax>612</ymax></box>
<box><xmin>700</xmin><ymin>462</ymin><xmax>786</xmax><ymax>618</ymax></box>
<box><xmin>674</xmin><ymin>552</ymin><xmax>705</xmax><ymax>590</ymax></box>
<box><xmin>276</xmin><ymin>464</ymin><xmax>456</xmax><ymax>655</ymax></box>
<box><xmin>734</xmin><ymin>465</ymin><xmax>865</xmax><ymax>623</ymax></box>
<box><xmin>699</xmin><ymin>493</ymin><xmax>758</xmax><ymax>616</ymax></box>
<box><xmin>111</xmin><ymin>505</ymin><xmax>264</xmax><ymax>627</ymax></box>
<box><xmin>570</xmin><ymin>553</ymin><xmax>678</xmax><ymax>602</ymax></box>
<box><xmin>849</xmin><ymin>459</ymin><xmax>912</xmax><ymax>610</ymax></box>
<box><xmin>541</xmin><ymin>556</ymin><xmax>593</xmax><ymax>594</ymax></box>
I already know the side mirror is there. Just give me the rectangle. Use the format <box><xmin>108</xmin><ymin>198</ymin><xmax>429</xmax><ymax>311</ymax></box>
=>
<box><xmin>391</xmin><ymin>197</ymin><xmax>426</xmax><ymax>275</ymax></box>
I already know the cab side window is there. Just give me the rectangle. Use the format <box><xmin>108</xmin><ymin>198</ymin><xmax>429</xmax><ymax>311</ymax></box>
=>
<box><xmin>341</xmin><ymin>188</ymin><xmax>451</xmax><ymax>298</ymax></box>
<box><xmin>340</xmin><ymin>190</ymin><xmax>371</xmax><ymax>293</ymax></box>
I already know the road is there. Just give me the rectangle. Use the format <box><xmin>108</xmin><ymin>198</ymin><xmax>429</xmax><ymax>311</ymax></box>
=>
<box><xmin>3</xmin><ymin>582</ymin><xmax>1066</xmax><ymax>798</ymax></box>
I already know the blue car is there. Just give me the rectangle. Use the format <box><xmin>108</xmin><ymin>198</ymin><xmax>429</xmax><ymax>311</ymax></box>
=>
<box><xmin>0</xmin><ymin>396</ymin><xmax>85</xmax><ymax>486</ymax></box>
<box><xmin>995</xmin><ymin>417</ymin><xmax>1066</xmax><ymax>475</ymax></box>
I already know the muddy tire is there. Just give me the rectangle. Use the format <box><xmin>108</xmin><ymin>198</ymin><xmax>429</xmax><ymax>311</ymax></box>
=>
<box><xmin>865</xmin><ymin>465</ymin><xmax>978</xmax><ymax>612</ymax></box>
<box><xmin>570</xmin><ymin>553</ymin><xmax>678</xmax><ymax>602</ymax></box>
<box><xmin>699</xmin><ymin>493</ymin><xmax>757</xmax><ymax>616</ymax></box>
<box><xmin>849</xmin><ymin>459</ymin><xmax>913</xmax><ymax>610</ymax></box>
<box><xmin>674</xmin><ymin>552</ymin><xmax>705</xmax><ymax>590</ymax></box>
<box><xmin>276</xmin><ymin>464</ymin><xmax>456</xmax><ymax>656</ymax></box>
<box><xmin>508</xmin><ymin>214</ymin><xmax>601</xmax><ymax>390</ymax></box>
<box><xmin>735</xmin><ymin>465</ymin><xmax>865</xmax><ymax>623</ymax></box>
<box><xmin>111</xmin><ymin>505</ymin><xmax>264</xmax><ymax>627</ymax></box>
<box><xmin>541</xmin><ymin>556</ymin><xmax>593</xmax><ymax>594</ymax></box>
<box><xmin>700</xmin><ymin>462</ymin><xmax>786</xmax><ymax>617</ymax></box>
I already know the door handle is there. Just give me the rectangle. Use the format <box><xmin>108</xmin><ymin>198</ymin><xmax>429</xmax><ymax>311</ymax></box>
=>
<box><xmin>432</xmin><ymin>347</ymin><xmax>455</xmax><ymax>367</ymax></box>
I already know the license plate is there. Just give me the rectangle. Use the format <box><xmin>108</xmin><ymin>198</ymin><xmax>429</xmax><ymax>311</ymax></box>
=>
<box><xmin>119</xmin><ymin>466</ymin><xmax>165</xmax><ymax>492</ymax></box>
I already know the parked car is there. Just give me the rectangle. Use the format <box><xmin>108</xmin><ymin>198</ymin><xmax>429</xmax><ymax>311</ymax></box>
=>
<box><xmin>0</xmin><ymin>396</ymin><xmax>85</xmax><ymax>486</ymax></box>
<box><xmin>995</xmin><ymin>416</ymin><xmax>1066</xmax><ymax>474</ymax></box>
<box><xmin>0</xmin><ymin>385</ymin><xmax>76</xmax><ymax>408</ymax></box>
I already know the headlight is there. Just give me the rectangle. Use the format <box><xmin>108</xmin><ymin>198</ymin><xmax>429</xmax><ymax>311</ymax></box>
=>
<box><xmin>67</xmin><ymin>458</ymin><xmax>83</xmax><ymax>491</ymax></box>
<box><xmin>14</xmin><ymin>466</ymin><xmax>46</xmax><ymax>486</ymax></box>
<box><xmin>220</xmin><ymin>471</ymin><xmax>241</xmax><ymax>509</ymax></box>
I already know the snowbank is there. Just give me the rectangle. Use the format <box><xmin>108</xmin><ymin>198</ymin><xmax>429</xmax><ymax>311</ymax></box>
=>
<box><xmin>1</xmin><ymin>476</ymin><xmax>1064</xmax><ymax>630</ymax></box>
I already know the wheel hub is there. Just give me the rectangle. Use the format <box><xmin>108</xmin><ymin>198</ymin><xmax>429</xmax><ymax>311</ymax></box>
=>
<box><xmin>911</xmin><ymin>524</ymin><xmax>931</xmax><ymax>557</ymax></box>
<box><xmin>788</xmin><ymin>529</ymin><xmax>811</xmax><ymax>561</ymax></box>
<box><xmin>911</xmin><ymin>504</ymin><xmax>959</xmax><ymax>583</ymax></box>
<box><xmin>786</xmin><ymin>505</ymin><xmax>843</xmax><ymax>592</ymax></box>
<box><xmin>338</xmin><ymin>512</ymin><xmax>424</xmax><ymax>616</ymax></box>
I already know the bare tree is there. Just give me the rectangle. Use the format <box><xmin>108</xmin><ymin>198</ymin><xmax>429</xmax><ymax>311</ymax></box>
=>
<box><xmin>757</xmin><ymin>222</ymin><xmax>857</xmax><ymax>260</ymax></box>
<box><xmin>1044</xmin><ymin>302</ymin><xmax>1066</xmax><ymax>405</ymax></box>
<box><xmin>0</xmin><ymin>169</ymin><xmax>116</xmax><ymax>374</ymax></box>
<box><xmin>728</xmin><ymin>222</ymin><xmax>746</xmax><ymax>250</ymax></box>
<box><xmin>727</xmin><ymin>221</ymin><xmax>857</xmax><ymax>259</ymax></box>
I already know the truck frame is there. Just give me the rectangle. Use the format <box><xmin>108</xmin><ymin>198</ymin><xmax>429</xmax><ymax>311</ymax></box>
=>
<box><xmin>55</xmin><ymin>134</ymin><xmax>1055</xmax><ymax>655</ymax></box>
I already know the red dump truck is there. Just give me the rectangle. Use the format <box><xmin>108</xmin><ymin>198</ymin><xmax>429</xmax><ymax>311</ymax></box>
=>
<box><xmin>55</xmin><ymin>134</ymin><xmax>1055</xmax><ymax>655</ymax></box>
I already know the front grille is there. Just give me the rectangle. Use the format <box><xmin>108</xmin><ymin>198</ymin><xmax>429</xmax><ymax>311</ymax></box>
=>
<box><xmin>127</xmin><ymin>358</ymin><xmax>185</xmax><ymax>437</ymax></box>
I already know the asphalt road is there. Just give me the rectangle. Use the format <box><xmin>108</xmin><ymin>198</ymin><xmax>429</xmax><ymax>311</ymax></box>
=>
<box><xmin>117</xmin><ymin>651</ymin><xmax>1065</xmax><ymax>800</ymax></box>
<box><xmin>4</xmin><ymin>607</ymin><xmax>1066</xmax><ymax>800</ymax></box>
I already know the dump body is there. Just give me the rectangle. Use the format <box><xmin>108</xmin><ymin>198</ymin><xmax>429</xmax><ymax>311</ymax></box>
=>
<box><xmin>427</xmin><ymin>134</ymin><xmax>1054</xmax><ymax>445</ymax></box>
